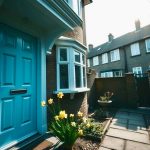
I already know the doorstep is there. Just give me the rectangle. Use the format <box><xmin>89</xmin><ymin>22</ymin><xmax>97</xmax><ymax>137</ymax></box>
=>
<box><xmin>9</xmin><ymin>133</ymin><xmax>60</xmax><ymax>150</ymax></box>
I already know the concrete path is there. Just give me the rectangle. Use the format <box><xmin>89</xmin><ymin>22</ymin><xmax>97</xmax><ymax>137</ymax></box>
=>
<box><xmin>99</xmin><ymin>108</ymin><xmax>150</xmax><ymax>150</ymax></box>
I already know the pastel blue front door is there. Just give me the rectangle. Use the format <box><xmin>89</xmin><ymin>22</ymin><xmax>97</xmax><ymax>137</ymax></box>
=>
<box><xmin>0</xmin><ymin>25</ymin><xmax>37</xmax><ymax>148</ymax></box>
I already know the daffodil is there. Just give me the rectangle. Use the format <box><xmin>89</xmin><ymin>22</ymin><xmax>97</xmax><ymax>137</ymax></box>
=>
<box><xmin>70</xmin><ymin>114</ymin><xmax>74</xmax><ymax>118</ymax></box>
<box><xmin>78</xmin><ymin>129</ymin><xmax>83</xmax><ymax>136</ymax></box>
<box><xmin>71</xmin><ymin>122</ymin><xmax>76</xmax><ymax>127</ymax></box>
<box><xmin>86</xmin><ymin>123</ymin><xmax>91</xmax><ymax>128</ymax></box>
<box><xmin>48</xmin><ymin>98</ymin><xmax>53</xmax><ymax>104</ymax></box>
<box><xmin>82</xmin><ymin>117</ymin><xmax>87</xmax><ymax>123</ymax></box>
<box><xmin>59</xmin><ymin>110</ymin><xmax>67</xmax><ymax>119</ymax></box>
<box><xmin>41</xmin><ymin>101</ymin><xmax>46</xmax><ymax>107</ymax></box>
<box><xmin>57</xmin><ymin>92</ymin><xmax>64</xmax><ymax>99</ymax></box>
<box><xmin>77</xmin><ymin>111</ymin><xmax>83</xmax><ymax>117</ymax></box>
<box><xmin>54</xmin><ymin>115</ymin><xmax>59</xmax><ymax>121</ymax></box>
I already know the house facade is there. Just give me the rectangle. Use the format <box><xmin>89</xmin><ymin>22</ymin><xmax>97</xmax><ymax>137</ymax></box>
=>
<box><xmin>46</xmin><ymin>1</ymin><xmax>92</xmax><ymax>117</ymax></box>
<box><xmin>87</xmin><ymin>20</ymin><xmax>150</xmax><ymax>77</ymax></box>
<box><xmin>0</xmin><ymin>0</ymin><xmax>92</xmax><ymax>149</ymax></box>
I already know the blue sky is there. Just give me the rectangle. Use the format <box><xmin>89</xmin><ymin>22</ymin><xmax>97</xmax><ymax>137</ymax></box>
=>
<box><xmin>85</xmin><ymin>0</ymin><xmax>150</xmax><ymax>47</ymax></box>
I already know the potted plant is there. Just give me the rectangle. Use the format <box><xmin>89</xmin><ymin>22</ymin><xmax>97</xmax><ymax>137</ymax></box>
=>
<box><xmin>98</xmin><ymin>91</ymin><xmax>113</xmax><ymax>117</ymax></box>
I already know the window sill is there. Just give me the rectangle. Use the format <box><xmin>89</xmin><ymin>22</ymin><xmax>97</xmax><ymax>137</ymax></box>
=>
<box><xmin>53</xmin><ymin>88</ymin><xmax>90</xmax><ymax>94</ymax></box>
<box><xmin>131</xmin><ymin>54</ymin><xmax>141</xmax><ymax>57</ymax></box>
<box><xmin>146</xmin><ymin>51</ymin><xmax>150</xmax><ymax>54</ymax></box>
<box><xmin>110</xmin><ymin>59</ymin><xmax>120</xmax><ymax>62</ymax></box>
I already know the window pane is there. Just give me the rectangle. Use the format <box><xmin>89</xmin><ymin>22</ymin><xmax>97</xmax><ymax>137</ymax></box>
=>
<box><xmin>82</xmin><ymin>54</ymin><xmax>85</xmax><ymax>64</ymax></box>
<box><xmin>75</xmin><ymin>51</ymin><xmax>80</xmax><ymax>62</ymax></box>
<box><xmin>60</xmin><ymin>48</ymin><xmax>67</xmax><ymax>61</ymax></box>
<box><xmin>93</xmin><ymin>56</ymin><xmax>99</xmax><ymax>66</ymax></box>
<box><xmin>131</xmin><ymin>43</ymin><xmax>140</xmax><ymax>56</ymax></box>
<box><xmin>75</xmin><ymin>65</ymin><xmax>81</xmax><ymax>88</ymax></box>
<box><xmin>146</xmin><ymin>39</ymin><xmax>150</xmax><ymax>52</ymax></box>
<box><xmin>60</xmin><ymin>65</ymin><xmax>69</xmax><ymax>89</ymax></box>
<box><xmin>83</xmin><ymin>67</ymin><xmax>86</xmax><ymax>87</ymax></box>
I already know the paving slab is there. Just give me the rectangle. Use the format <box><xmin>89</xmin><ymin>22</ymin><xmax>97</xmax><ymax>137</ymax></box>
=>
<box><xmin>106</xmin><ymin>128</ymin><xmax>150</xmax><ymax>144</ymax></box>
<box><xmin>101</xmin><ymin>136</ymin><xmax>125</xmax><ymax>150</ymax></box>
<box><xmin>125</xmin><ymin>140</ymin><xmax>150</xmax><ymax>150</ymax></box>
<box><xmin>99</xmin><ymin>147</ymin><xmax>111</xmax><ymax>150</ymax></box>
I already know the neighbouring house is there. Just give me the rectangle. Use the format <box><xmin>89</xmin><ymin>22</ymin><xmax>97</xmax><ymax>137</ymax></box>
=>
<box><xmin>87</xmin><ymin>20</ymin><xmax>150</xmax><ymax>78</ymax></box>
<box><xmin>0</xmin><ymin>0</ymin><xmax>92</xmax><ymax>149</ymax></box>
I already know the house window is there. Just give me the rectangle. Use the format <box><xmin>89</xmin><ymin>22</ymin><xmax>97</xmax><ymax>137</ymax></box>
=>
<box><xmin>130</xmin><ymin>43</ymin><xmax>140</xmax><ymax>56</ymax></box>
<box><xmin>71</xmin><ymin>0</ymin><xmax>82</xmax><ymax>18</ymax></box>
<box><xmin>145</xmin><ymin>38</ymin><xmax>150</xmax><ymax>52</ymax></box>
<box><xmin>93</xmin><ymin>56</ymin><xmax>99</xmax><ymax>66</ymax></box>
<box><xmin>110</xmin><ymin>49</ymin><xmax>120</xmax><ymax>62</ymax></box>
<box><xmin>58</xmin><ymin>48</ymin><xmax>69</xmax><ymax>89</ymax></box>
<box><xmin>87</xmin><ymin>59</ymin><xmax>90</xmax><ymax>67</ymax></box>
<box><xmin>102</xmin><ymin>53</ymin><xmax>108</xmax><ymax>64</ymax></box>
<box><xmin>57</xmin><ymin>47</ymin><xmax>87</xmax><ymax>92</ymax></box>
<box><xmin>101</xmin><ymin>72</ymin><xmax>113</xmax><ymax>78</ymax></box>
<box><xmin>114</xmin><ymin>71</ymin><xmax>122</xmax><ymax>77</ymax></box>
<box><xmin>132</xmin><ymin>67</ymin><xmax>142</xmax><ymax>76</ymax></box>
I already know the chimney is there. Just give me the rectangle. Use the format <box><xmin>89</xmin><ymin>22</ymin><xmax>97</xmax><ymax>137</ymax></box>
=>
<box><xmin>108</xmin><ymin>33</ymin><xmax>114</xmax><ymax>42</ymax></box>
<box><xmin>88</xmin><ymin>44</ymin><xmax>93</xmax><ymax>52</ymax></box>
<box><xmin>135</xmin><ymin>19</ymin><xmax>141</xmax><ymax>31</ymax></box>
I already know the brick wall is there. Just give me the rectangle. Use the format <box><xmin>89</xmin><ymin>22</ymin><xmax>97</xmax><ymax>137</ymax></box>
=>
<box><xmin>63</xmin><ymin>26</ymin><xmax>84</xmax><ymax>44</ymax></box>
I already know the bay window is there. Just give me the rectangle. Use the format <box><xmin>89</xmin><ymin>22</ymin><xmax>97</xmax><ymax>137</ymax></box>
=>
<box><xmin>56</xmin><ymin>39</ymin><xmax>88</xmax><ymax>93</ymax></box>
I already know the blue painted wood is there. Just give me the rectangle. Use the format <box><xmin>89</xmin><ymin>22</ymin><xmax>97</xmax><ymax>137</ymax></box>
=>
<box><xmin>0</xmin><ymin>25</ymin><xmax>37</xmax><ymax>148</ymax></box>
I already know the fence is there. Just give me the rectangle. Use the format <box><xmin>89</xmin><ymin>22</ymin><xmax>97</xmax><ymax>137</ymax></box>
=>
<box><xmin>87</xmin><ymin>70</ymin><xmax>150</xmax><ymax>109</ymax></box>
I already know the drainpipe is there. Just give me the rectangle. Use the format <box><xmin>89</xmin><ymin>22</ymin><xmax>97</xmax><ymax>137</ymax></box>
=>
<box><xmin>123</xmin><ymin>47</ymin><xmax>128</xmax><ymax>73</ymax></box>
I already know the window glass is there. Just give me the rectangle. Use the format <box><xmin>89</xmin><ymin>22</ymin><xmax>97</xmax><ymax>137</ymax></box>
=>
<box><xmin>82</xmin><ymin>54</ymin><xmax>85</xmax><ymax>64</ymax></box>
<box><xmin>93</xmin><ymin>56</ymin><xmax>99</xmax><ymax>66</ymax></box>
<box><xmin>132</xmin><ymin>67</ymin><xmax>142</xmax><ymax>75</ymax></box>
<box><xmin>75</xmin><ymin>65</ymin><xmax>81</xmax><ymax>88</ymax></box>
<box><xmin>131</xmin><ymin>43</ymin><xmax>140</xmax><ymax>56</ymax></box>
<box><xmin>74</xmin><ymin>51</ymin><xmax>80</xmax><ymax>63</ymax></box>
<box><xmin>60</xmin><ymin>48</ymin><xmax>67</xmax><ymax>61</ymax></box>
<box><xmin>145</xmin><ymin>39</ymin><xmax>150</xmax><ymax>52</ymax></box>
<box><xmin>110</xmin><ymin>49</ymin><xmax>120</xmax><ymax>62</ymax></box>
<box><xmin>83</xmin><ymin>67</ymin><xmax>86</xmax><ymax>87</ymax></box>
<box><xmin>87</xmin><ymin>59</ymin><xmax>90</xmax><ymax>67</ymax></box>
<box><xmin>60</xmin><ymin>65</ymin><xmax>69</xmax><ymax>89</ymax></box>
<box><xmin>102</xmin><ymin>53</ymin><xmax>108</xmax><ymax>64</ymax></box>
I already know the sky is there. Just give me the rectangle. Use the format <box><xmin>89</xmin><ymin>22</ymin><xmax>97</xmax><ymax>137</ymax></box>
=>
<box><xmin>85</xmin><ymin>0</ymin><xmax>150</xmax><ymax>47</ymax></box>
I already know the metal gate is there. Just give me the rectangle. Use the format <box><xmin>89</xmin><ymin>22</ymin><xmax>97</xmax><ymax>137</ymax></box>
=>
<box><xmin>135</xmin><ymin>73</ymin><xmax>150</xmax><ymax>107</ymax></box>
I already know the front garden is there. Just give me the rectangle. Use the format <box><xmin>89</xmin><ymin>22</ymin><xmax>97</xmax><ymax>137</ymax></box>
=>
<box><xmin>41</xmin><ymin>92</ymin><xmax>116</xmax><ymax>150</ymax></box>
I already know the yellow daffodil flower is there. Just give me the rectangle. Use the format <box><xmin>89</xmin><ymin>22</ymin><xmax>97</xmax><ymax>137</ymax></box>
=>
<box><xmin>41</xmin><ymin>101</ymin><xmax>46</xmax><ymax>107</ymax></box>
<box><xmin>82</xmin><ymin>117</ymin><xmax>87</xmax><ymax>123</ymax></box>
<box><xmin>78</xmin><ymin>129</ymin><xmax>83</xmax><ymax>136</ymax></box>
<box><xmin>48</xmin><ymin>98</ymin><xmax>53</xmax><ymax>104</ymax></box>
<box><xmin>77</xmin><ymin>111</ymin><xmax>83</xmax><ymax>117</ymax></box>
<box><xmin>54</xmin><ymin>115</ymin><xmax>59</xmax><ymax>121</ymax></box>
<box><xmin>70</xmin><ymin>114</ymin><xmax>74</xmax><ymax>118</ymax></box>
<box><xmin>86</xmin><ymin>123</ymin><xmax>91</xmax><ymax>128</ymax></box>
<box><xmin>59</xmin><ymin>110</ymin><xmax>67</xmax><ymax>119</ymax></box>
<box><xmin>71</xmin><ymin>122</ymin><xmax>76</xmax><ymax>127</ymax></box>
<box><xmin>57</xmin><ymin>92</ymin><xmax>64</xmax><ymax>99</ymax></box>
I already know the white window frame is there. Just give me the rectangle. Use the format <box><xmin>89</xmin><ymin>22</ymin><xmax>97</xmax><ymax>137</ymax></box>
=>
<box><xmin>130</xmin><ymin>42</ymin><xmax>140</xmax><ymax>56</ymax></box>
<box><xmin>57</xmin><ymin>47</ymin><xmax>87</xmax><ymax>93</ymax></box>
<box><xmin>101</xmin><ymin>72</ymin><xmax>113</xmax><ymax>78</ymax></box>
<box><xmin>110</xmin><ymin>49</ymin><xmax>120</xmax><ymax>62</ymax></box>
<box><xmin>102</xmin><ymin>53</ymin><xmax>108</xmax><ymax>64</ymax></box>
<box><xmin>114</xmin><ymin>71</ymin><xmax>123</xmax><ymax>77</ymax></box>
<box><xmin>87</xmin><ymin>59</ymin><xmax>90</xmax><ymax>67</ymax></box>
<box><xmin>132</xmin><ymin>66</ymin><xmax>142</xmax><ymax>75</ymax></box>
<box><xmin>93</xmin><ymin>56</ymin><xmax>99</xmax><ymax>66</ymax></box>
<box><xmin>145</xmin><ymin>38</ymin><xmax>150</xmax><ymax>53</ymax></box>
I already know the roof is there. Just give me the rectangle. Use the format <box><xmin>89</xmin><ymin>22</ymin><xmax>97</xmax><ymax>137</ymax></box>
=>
<box><xmin>88</xmin><ymin>24</ymin><xmax>150</xmax><ymax>58</ymax></box>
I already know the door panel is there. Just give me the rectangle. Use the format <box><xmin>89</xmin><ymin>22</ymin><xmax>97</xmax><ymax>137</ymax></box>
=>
<box><xmin>0</xmin><ymin>25</ymin><xmax>37</xmax><ymax>148</ymax></box>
